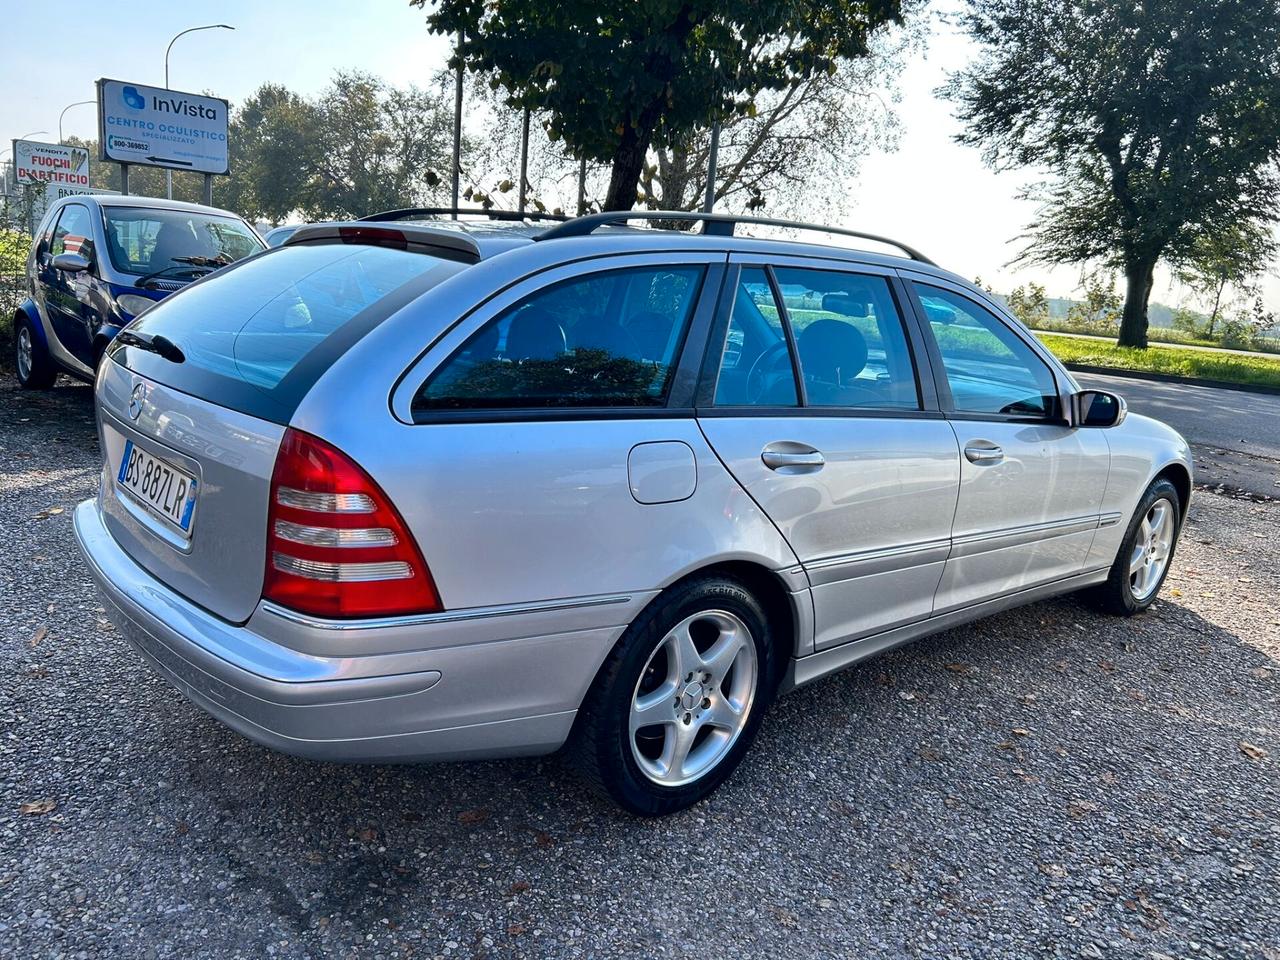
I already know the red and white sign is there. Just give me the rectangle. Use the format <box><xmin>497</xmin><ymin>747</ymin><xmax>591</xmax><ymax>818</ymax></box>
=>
<box><xmin>12</xmin><ymin>139</ymin><xmax>91</xmax><ymax>186</ymax></box>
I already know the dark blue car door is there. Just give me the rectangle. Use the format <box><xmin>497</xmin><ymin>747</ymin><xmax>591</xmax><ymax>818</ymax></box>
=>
<box><xmin>42</xmin><ymin>202</ymin><xmax>100</xmax><ymax>366</ymax></box>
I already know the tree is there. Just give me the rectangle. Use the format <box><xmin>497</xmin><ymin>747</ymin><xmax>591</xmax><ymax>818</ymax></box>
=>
<box><xmin>946</xmin><ymin>0</ymin><xmax>1280</xmax><ymax>347</ymax></box>
<box><xmin>1006</xmin><ymin>281</ymin><xmax>1049</xmax><ymax>328</ymax></box>
<box><xmin>416</xmin><ymin>0</ymin><xmax>906</xmax><ymax>210</ymax></box>
<box><xmin>1170</xmin><ymin>224</ymin><xmax>1271</xmax><ymax>339</ymax></box>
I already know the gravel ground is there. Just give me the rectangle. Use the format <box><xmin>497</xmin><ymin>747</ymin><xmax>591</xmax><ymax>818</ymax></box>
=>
<box><xmin>2</xmin><ymin>379</ymin><xmax>1277</xmax><ymax>960</ymax></box>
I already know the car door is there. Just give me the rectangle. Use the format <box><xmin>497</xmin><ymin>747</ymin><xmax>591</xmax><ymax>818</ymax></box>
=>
<box><xmin>905</xmin><ymin>277</ymin><xmax>1110</xmax><ymax>612</ymax></box>
<box><xmin>41</xmin><ymin>202</ymin><xmax>99</xmax><ymax>365</ymax></box>
<box><xmin>696</xmin><ymin>256</ymin><xmax>961</xmax><ymax>649</ymax></box>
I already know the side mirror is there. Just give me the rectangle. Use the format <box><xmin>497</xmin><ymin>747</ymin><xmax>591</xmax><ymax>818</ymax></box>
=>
<box><xmin>51</xmin><ymin>252</ymin><xmax>91</xmax><ymax>273</ymax></box>
<box><xmin>1072</xmin><ymin>389</ymin><xmax>1126</xmax><ymax>428</ymax></box>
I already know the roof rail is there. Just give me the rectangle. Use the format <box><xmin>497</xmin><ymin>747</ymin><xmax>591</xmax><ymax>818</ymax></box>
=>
<box><xmin>360</xmin><ymin>206</ymin><xmax>570</xmax><ymax>224</ymax></box>
<box><xmin>534</xmin><ymin>210</ymin><xmax>935</xmax><ymax>265</ymax></box>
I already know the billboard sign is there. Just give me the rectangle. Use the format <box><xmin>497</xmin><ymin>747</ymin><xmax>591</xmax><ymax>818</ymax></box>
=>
<box><xmin>12</xmin><ymin>140</ymin><xmax>91</xmax><ymax>186</ymax></box>
<box><xmin>97</xmin><ymin>78</ymin><xmax>230</xmax><ymax>175</ymax></box>
<box><xmin>33</xmin><ymin>184</ymin><xmax>121</xmax><ymax>223</ymax></box>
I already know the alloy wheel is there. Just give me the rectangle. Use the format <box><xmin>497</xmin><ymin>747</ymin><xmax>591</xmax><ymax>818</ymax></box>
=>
<box><xmin>628</xmin><ymin>609</ymin><xmax>758</xmax><ymax>787</ymax></box>
<box><xmin>1129</xmin><ymin>498</ymin><xmax>1175</xmax><ymax>601</ymax></box>
<box><xmin>16</xmin><ymin>326</ymin><xmax>33</xmax><ymax>382</ymax></box>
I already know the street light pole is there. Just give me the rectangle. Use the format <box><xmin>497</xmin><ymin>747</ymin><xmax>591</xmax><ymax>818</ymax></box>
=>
<box><xmin>59</xmin><ymin>101</ymin><xmax>96</xmax><ymax>144</ymax></box>
<box><xmin>163</xmin><ymin>23</ymin><xmax>234</xmax><ymax>199</ymax></box>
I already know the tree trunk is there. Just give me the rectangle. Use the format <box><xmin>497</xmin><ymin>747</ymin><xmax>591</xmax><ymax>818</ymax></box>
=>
<box><xmin>603</xmin><ymin>125</ymin><xmax>648</xmax><ymax>211</ymax></box>
<box><xmin>1118</xmin><ymin>258</ymin><xmax>1156</xmax><ymax>348</ymax></box>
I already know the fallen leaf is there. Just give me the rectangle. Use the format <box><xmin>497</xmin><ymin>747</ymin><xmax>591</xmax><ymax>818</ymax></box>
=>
<box><xmin>507</xmin><ymin>924</ymin><xmax>527</xmax><ymax>936</ymax></box>
<box><xmin>533</xmin><ymin>831</ymin><xmax>554</xmax><ymax>848</ymax></box>
<box><xmin>1239</xmin><ymin>741</ymin><xmax>1268</xmax><ymax>761</ymax></box>
<box><xmin>20</xmin><ymin>799</ymin><xmax>56</xmax><ymax>815</ymax></box>
<box><xmin>816</xmin><ymin>897</ymin><xmax>836</xmax><ymax>909</ymax></box>
<box><xmin>944</xmin><ymin>662</ymin><xmax>973</xmax><ymax>674</ymax></box>
<box><xmin>1068</xmin><ymin>799</ymin><xmax>1100</xmax><ymax>818</ymax></box>
<box><xmin>458</xmin><ymin>808</ymin><xmax>490</xmax><ymax>826</ymax></box>
<box><xmin>356</xmin><ymin>826</ymin><xmax>379</xmax><ymax>843</ymax></box>
<box><xmin>29</xmin><ymin>625</ymin><xmax>47</xmax><ymax>647</ymax></box>
<box><xmin>919</xmin><ymin>746</ymin><xmax>944</xmax><ymax>762</ymax></box>
<box><xmin>1250</xmin><ymin>667</ymin><xmax>1273</xmax><ymax>680</ymax></box>
<box><xmin>508</xmin><ymin>880</ymin><xmax>531</xmax><ymax>896</ymax></box>
<box><xmin>1011</xmin><ymin>728</ymin><xmax>1031</xmax><ymax>737</ymax></box>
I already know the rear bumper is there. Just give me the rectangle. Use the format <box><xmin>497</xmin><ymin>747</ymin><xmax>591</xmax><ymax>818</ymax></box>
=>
<box><xmin>74</xmin><ymin>499</ymin><xmax>622</xmax><ymax>762</ymax></box>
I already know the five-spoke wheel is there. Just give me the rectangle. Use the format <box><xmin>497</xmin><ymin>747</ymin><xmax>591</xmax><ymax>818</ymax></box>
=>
<box><xmin>571</xmin><ymin>576</ymin><xmax>776</xmax><ymax>816</ymax></box>
<box><xmin>629</xmin><ymin>610</ymin><xmax>758</xmax><ymax>787</ymax></box>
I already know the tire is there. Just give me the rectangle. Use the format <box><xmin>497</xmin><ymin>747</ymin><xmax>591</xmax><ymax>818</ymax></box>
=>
<box><xmin>1088</xmin><ymin>477</ymin><xmax>1182</xmax><ymax>616</ymax></box>
<box><xmin>570</xmin><ymin>576</ymin><xmax>779</xmax><ymax>816</ymax></box>
<box><xmin>14</xmin><ymin>316</ymin><xmax>57</xmax><ymax>390</ymax></box>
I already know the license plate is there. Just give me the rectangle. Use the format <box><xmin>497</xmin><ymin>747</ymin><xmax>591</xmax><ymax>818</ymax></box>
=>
<box><xmin>116</xmin><ymin>439</ymin><xmax>198</xmax><ymax>534</ymax></box>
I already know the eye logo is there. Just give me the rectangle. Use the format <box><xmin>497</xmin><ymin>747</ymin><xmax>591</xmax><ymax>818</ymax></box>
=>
<box><xmin>122</xmin><ymin>86</ymin><xmax>146</xmax><ymax>110</ymax></box>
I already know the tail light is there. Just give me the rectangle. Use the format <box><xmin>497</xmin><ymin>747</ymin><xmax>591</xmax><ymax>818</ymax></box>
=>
<box><xmin>263</xmin><ymin>429</ymin><xmax>441</xmax><ymax>618</ymax></box>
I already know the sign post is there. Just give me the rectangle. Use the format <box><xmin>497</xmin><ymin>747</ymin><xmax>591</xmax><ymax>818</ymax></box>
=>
<box><xmin>96</xmin><ymin>78</ymin><xmax>230</xmax><ymax>199</ymax></box>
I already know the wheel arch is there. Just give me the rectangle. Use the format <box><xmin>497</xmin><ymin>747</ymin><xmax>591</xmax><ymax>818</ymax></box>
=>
<box><xmin>13</xmin><ymin>299</ymin><xmax>48</xmax><ymax>350</ymax></box>
<box><xmin>1152</xmin><ymin>461</ymin><xmax>1192</xmax><ymax>520</ymax></box>
<box><xmin>654</xmin><ymin>559</ymin><xmax>806</xmax><ymax>687</ymax></box>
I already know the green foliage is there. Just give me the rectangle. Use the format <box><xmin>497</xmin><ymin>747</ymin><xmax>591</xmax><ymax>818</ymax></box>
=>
<box><xmin>947</xmin><ymin>0</ymin><xmax>1280</xmax><ymax>347</ymax></box>
<box><xmin>1063</xmin><ymin>274</ymin><xmax>1120</xmax><ymax>334</ymax></box>
<box><xmin>0</xmin><ymin>229</ymin><xmax>32</xmax><ymax>346</ymax></box>
<box><xmin>1006</xmin><ymin>281</ymin><xmax>1048</xmax><ymax>327</ymax></box>
<box><xmin>418</xmin><ymin>0</ymin><xmax>905</xmax><ymax>209</ymax></box>
<box><xmin>422</xmin><ymin>348</ymin><xmax>667</xmax><ymax>406</ymax></box>
<box><xmin>1037</xmin><ymin>333</ymin><xmax>1280</xmax><ymax>390</ymax></box>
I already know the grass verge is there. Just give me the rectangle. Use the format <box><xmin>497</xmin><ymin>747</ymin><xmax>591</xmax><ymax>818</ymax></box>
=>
<box><xmin>1036</xmin><ymin>333</ymin><xmax>1280</xmax><ymax>390</ymax></box>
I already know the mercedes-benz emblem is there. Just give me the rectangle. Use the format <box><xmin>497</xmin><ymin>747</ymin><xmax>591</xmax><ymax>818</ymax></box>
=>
<box><xmin>128</xmin><ymin>383</ymin><xmax>146</xmax><ymax>420</ymax></box>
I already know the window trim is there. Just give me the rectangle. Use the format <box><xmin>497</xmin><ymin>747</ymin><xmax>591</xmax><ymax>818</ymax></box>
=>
<box><xmin>903</xmin><ymin>276</ymin><xmax>1071</xmax><ymax>425</ymax></box>
<box><xmin>698</xmin><ymin>253</ymin><xmax>939</xmax><ymax>416</ymax></box>
<box><xmin>397</xmin><ymin>253</ymin><xmax>728</xmax><ymax>425</ymax></box>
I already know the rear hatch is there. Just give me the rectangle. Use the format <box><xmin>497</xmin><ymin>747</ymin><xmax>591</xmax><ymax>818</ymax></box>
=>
<box><xmin>95</xmin><ymin>233</ymin><xmax>472</xmax><ymax>622</ymax></box>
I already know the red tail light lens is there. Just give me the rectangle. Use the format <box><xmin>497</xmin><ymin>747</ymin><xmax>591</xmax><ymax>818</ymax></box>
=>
<box><xmin>263</xmin><ymin>429</ymin><xmax>441</xmax><ymax>618</ymax></box>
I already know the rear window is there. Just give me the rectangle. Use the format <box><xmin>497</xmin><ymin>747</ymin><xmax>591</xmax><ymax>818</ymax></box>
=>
<box><xmin>117</xmin><ymin>242</ymin><xmax>465</xmax><ymax>422</ymax></box>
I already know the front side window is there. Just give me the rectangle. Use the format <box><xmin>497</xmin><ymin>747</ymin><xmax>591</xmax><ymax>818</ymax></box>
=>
<box><xmin>915</xmin><ymin>284</ymin><xmax>1060</xmax><ymax>418</ymax></box>
<box><xmin>102</xmin><ymin>206</ymin><xmax>263</xmax><ymax>278</ymax></box>
<box><xmin>415</xmin><ymin>265</ymin><xmax>704</xmax><ymax>411</ymax></box>
<box><xmin>51</xmin><ymin>204</ymin><xmax>95</xmax><ymax>262</ymax></box>
<box><xmin>774</xmin><ymin>268</ymin><xmax>920</xmax><ymax>409</ymax></box>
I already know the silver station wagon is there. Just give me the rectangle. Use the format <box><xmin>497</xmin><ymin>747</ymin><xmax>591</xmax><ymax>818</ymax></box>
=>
<box><xmin>74</xmin><ymin>210</ymin><xmax>1191</xmax><ymax>815</ymax></box>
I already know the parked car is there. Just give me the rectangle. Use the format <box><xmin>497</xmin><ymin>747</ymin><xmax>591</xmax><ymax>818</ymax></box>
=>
<box><xmin>13</xmin><ymin>195</ymin><xmax>264</xmax><ymax>388</ymax></box>
<box><xmin>73</xmin><ymin>210</ymin><xmax>1191</xmax><ymax>816</ymax></box>
<box><xmin>263</xmin><ymin>224</ymin><xmax>301</xmax><ymax>247</ymax></box>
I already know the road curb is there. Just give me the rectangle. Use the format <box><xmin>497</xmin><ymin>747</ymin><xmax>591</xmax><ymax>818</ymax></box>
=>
<box><xmin>1064</xmin><ymin>363</ymin><xmax>1280</xmax><ymax>397</ymax></box>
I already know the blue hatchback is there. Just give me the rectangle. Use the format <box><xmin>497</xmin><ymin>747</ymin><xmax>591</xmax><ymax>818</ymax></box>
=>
<box><xmin>13</xmin><ymin>195</ymin><xmax>263</xmax><ymax>388</ymax></box>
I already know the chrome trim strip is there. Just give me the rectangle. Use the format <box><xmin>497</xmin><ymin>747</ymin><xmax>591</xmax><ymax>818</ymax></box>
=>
<box><xmin>1097</xmin><ymin>512</ymin><xmax>1123</xmax><ymax>528</ymax></box>
<box><xmin>948</xmin><ymin>515</ymin><xmax>1099</xmax><ymax>558</ymax></box>
<box><xmin>804</xmin><ymin>538</ymin><xmax>953</xmax><ymax>585</ymax></box>
<box><xmin>260</xmin><ymin>593</ymin><xmax>634</xmax><ymax>631</ymax></box>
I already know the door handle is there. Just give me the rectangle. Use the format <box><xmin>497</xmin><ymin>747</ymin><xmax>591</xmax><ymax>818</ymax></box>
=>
<box><xmin>761</xmin><ymin>444</ymin><xmax>825</xmax><ymax>472</ymax></box>
<box><xmin>964</xmin><ymin>443</ymin><xmax>1004</xmax><ymax>465</ymax></box>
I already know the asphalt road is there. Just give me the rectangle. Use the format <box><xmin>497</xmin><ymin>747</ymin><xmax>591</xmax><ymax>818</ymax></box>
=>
<box><xmin>1075</xmin><ymin>372</ymin><xmax>1280</xmax><ymax>497</ymax></box>
<box><xmin>2</xmin><ymin>379</ymin><xmax>1278</xmax><ymax>960</ymax></box>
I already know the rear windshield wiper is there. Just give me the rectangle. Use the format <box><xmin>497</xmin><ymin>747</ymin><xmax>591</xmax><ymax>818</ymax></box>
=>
<box><xmin>115</xmin><ymin>330</ymin><xmax>186</xmax><ymax>364</ymax></box>
<box><xmin>133</xmin><ymin>263</ymin><xmax>214</xmax><ymax>289</ymax></box>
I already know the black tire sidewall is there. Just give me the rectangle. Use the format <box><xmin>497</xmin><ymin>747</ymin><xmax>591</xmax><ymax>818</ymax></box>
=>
<box><xmin>14</xmin><ymin>317</ymin><xmax>55</xmax><ymax>389</ymax></box>
<box><xmin>1108</xmin><ymin>479</ymin><xmax>1182</xmax><ymax>614</ymax></box>
<box><xmin>585</xmin><ymin>577</ymin><xmax>777</xmax><ymax>817</ymax></box>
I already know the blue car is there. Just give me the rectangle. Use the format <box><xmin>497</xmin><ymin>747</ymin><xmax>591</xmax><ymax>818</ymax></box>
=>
<box><xmin>13</xmin><ymin>195</ymin><xmax>264</xmax><ymax>388</ymax></box>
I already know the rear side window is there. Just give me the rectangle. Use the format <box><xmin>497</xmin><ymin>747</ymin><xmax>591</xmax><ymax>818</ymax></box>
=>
<box><xmin>774</xmin><ymin>268</ymin><xmax>920</xmax><ymax>409</ymax></box>
<box><xmin>415</xmin><ymin>265</ymin><xmax>704</xmax><ymax>412</ymax></box>
<box><xmin>713</xmin><ymin>268</ymin><xmax>798</xmax><ymax>406</ymax></box>
<box><xmin>120</xmin><ymin>242</ymin><xmax>465</xmax><ymax>421</ymax></box>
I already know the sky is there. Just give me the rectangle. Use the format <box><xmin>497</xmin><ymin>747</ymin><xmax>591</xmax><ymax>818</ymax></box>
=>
<box><xmin>3</xmin><ymin>0</ymin><xmax>1276</xmax><ymax>312</ymax></box>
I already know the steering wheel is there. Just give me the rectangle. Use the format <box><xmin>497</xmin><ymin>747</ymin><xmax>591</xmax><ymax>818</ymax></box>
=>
<box><xmin>746</xmin><ymin>340</ymin><xmax>794</xmax><ymax>404</ymax></box>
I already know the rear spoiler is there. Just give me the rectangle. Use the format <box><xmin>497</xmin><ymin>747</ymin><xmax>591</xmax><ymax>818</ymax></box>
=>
<box><xmin>284</xmin><ymin>222</ymin><xmax>480</xmax><ymax>264</ymax></box>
